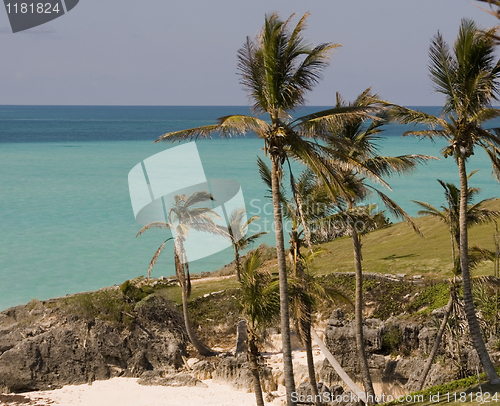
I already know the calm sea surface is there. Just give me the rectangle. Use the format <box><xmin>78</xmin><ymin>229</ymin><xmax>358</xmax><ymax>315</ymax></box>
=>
<box><xmin>1</xmin><ymin>105</ymin><xmax>499</xmax><ymax>311</ymax></box>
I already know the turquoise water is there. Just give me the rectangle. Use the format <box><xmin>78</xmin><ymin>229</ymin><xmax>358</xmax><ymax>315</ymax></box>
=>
<box><xmin>1</xmin><ymin>106</ymin><xmax>499</xmax><ymax>311</ymax></box>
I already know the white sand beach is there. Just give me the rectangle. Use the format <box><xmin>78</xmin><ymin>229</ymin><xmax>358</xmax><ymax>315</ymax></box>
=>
<box><xmin>0</xmin><ymin>349</ymin><xmax>329</xmax><ymax>406</ymax></box>
<box><xmin>5</xmin><ymin>377</ymin><xmax>286</xmax><ymax>406</ymax></box>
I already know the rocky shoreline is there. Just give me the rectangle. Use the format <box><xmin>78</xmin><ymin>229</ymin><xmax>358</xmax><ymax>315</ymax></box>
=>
<box><xmin>0</xmin><ymin>277</ymin><xmax>499</xmax><ymax>403</ymax></box>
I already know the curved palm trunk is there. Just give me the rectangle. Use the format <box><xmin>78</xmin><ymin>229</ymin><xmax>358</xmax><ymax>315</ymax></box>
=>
<box><xmin>417</xmin><ymin>296</ymin><xmax>453</xmax><ymax>391</ymax></box>
<box><xmin>249</xmin><ymin>336</ymin><xmax>266</xmax><ymax>406</ymax></box>
<box><xmin>351</xmin><ymin>226</ymin><xmax>376</xmax><ymax>404</ymax></box>
<box><xmin>270</xmin><ymin>155</ymin><xmax>297</xmax><ymax>406</ymax></box>
<box><xmin>302</xmin><ymin>310</ymin><xmax>322</xmax><ymax>406</ymax></box>
<box><xmin>457</xmin><ymin>156</ymin><xmax>500</xmax><ymax>384</ymax></box>
<box><xmin>176</xmin><ymin>248</ymin><xmax>216</xmax><ymax>357</ymax></box>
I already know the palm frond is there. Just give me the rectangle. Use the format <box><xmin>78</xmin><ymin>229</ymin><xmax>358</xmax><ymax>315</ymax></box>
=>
<box><xmin>136</xmin><ymin>222</ymin><xmax>171</xmax><ymax>237</ymax></box>
<box><xmin>369</xmin><ymin>187</ymin><xmax>422</xmax><ymax>236</ymax></box>
<box><xmin>155</xmin><ymin>124</ymin><xmax>222</xmax><ymax>143</ymax></box>
<box><xmin>155</xmin><ymin>115</ymin><xmax>269</xmax><ymax>143</ymax></box>
<box><xmin>184</xmin><ymin>191</ymin><xmax>214</xmax><ymax>207</ymax></box>
<box><xmin>387</xmin><ymin>105</ymin><xmax>446</xmax><ymax>128</ymax></box>
<box><xmin>412</xmin><ymin>200</ymin><xmax>447</xmax><ymax>220</ymax></box>
<box><xmin>291</xmin><ymin>105</ymin><xmax>378</xmax><ymax>137</ymax></box>
<box><xmin>364</xmin><ymin>154</ymin><xmax>438</xmax><ymax>177</ymax></box>
<box><xmin>429</xmin><ymin>31</ymin><xmax>460</xmax><ymax>110</ymax></box>
<box><xmin>147</xmin><ymin>238</ymin><xmax>173</xmax><ymax>280</ymax></box>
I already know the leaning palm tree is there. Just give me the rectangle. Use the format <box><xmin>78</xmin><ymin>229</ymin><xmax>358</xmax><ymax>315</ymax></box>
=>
<box><xmin>136</xmin><ymin>191</ymin><xmax>226</xmax><ymax>357</ymax></box>
<box><xmin>413</xmin><ymin>177</ymin><xmax>500</xmax><ymax>390</ymax></box>
<box><xmin>227</xmin><ymin>208</ymin><xmax>267</xmax><ymax>282</ymax></box>
<box><xmin>389</xmin><ymin>19</ymin><xmax>500</xmax><ymax>384</ymax></box>
<box><xmin>319</xmin><ymin>89</ymin><xmax>431</xmax><ymax>403</ymax></box>
<box><xmin>239</xmin><ymin>250</ymin><xmax>280</xmax><ymax>406</ymax></box>
<box><xmin>155</xmin><ymin>13</ymin><xmax>383</xmax><ymax>404</ymax></box>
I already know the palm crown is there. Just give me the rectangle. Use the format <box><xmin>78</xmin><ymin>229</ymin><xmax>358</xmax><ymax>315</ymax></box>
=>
<box><xmin>390</xmin><ymin>20</ymin><xmax>500</xmax><ymax>165</ymax></box>
<box><xmin>413</xmin><ymin>175</ymin><xmax>500</xmax><ymax>245</ymax></box>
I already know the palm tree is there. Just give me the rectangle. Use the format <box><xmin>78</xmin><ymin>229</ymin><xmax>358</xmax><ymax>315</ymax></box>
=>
<box><xmin>227</xmin><ymin>208</ymin><xmax>267</xmax><ymax>282</ymax></box>
<box><xmin>239</xmin><ymin>250</ymin><xmax>280</xmax><ymax>406</ymax></box>
<box><xmin>412</xmin><ymin>177</ymin><xmax>500</xmax><ymax>390</ymax></box>
<box><xmin>413</xmin><ymin>175</ymin><xmax>500</xmax><ymax>267</ymax></box>
<box><xmin>154</xmin><ymin>13</ymin><xmax>382</xmax><ymax>404</ymax></box>
<box><xmin>136</xmin><ymin>191</ymin><xmax>226</xmax><ymax>357</ymax></box>
<box><xmin>258</xmin><ymin>158</ymin><xmax>337</xmax><ymax>406</ymax></box>
<box><xmin>389</xmin><ymin>19</ymin><xmax>500</xmax><ymax>384</ymax></box>
<box><xmin>319</xmin><ymin>89</ymin><xmax>431</xmax><ymax>403</ymax></box>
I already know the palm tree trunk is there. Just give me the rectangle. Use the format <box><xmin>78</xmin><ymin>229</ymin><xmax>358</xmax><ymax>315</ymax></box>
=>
<box><xmin>235</xmin><ymin>246</ymin><xmax>241</xmax><ymax>282</ymax></box>
<box><xmin>494</xmin><ymin>221</ymin><xmax>499</xmax><ymax>335</ymax></box>
<box><xmin>417</xmin><ymin>295</ymin><xmax>453</xmax><ymax>391</ymax></box>
<box><xmin>303</xmin><ymin>311</ymin><xmax>322</xmax><ymax>406</ymax></box>
<box><xmin>176</xmin><ymin>247</ymin><xmax>216</xmax><ymax>357</ymax></box>
<box><xmin>270</xmin><ymin>155</ymin><xmax>297</xmax><ymax>406</ymax></box>
<box><xmin>249</xmin><ymin>336</ymin><xmax>266</xmax><ymax>406</ymax></box>
<box><xmin>180</xmin><ymin>288</ymin><xmax>216</xmax><ymax>357</ymax></box>
<box><xmin>457</xmin><ymin>155</ymin><xmax>500</xmax><ymax>384</ymax></box>
<box><xmin>351</xmin><ymin>226</ymin><xmax>376</xmax><ymax>404</ymax></box>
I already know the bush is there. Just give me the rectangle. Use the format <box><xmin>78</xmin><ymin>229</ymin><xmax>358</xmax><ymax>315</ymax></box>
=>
<box><xmin>382</xmin><ymin>326</ymin><xmax>402</xmax><ymax>355</ymax></box>
<box><xmin>120</xmin><ymin>280</ymin><xmax>154</xmax><ymax>302</ymax></box>
<box><xmin>60</xmin><ymin>288</ymin><xmax>134</xmax><ymax>326</ymax></box>
<box><xmin>407</xmin><ymin>282</ymin><xmax>449</xmax><ymax>314</ymax></box>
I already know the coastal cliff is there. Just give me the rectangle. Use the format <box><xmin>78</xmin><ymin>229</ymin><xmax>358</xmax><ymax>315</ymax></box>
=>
<box><xmin>0</xmin><ymin>289</ymin><xmax>186</xmax><ymax>392</ymax></box>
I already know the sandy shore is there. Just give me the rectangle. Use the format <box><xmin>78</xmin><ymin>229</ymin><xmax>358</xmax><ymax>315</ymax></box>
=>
<box><xmin>1</xmin><ymin>377</ymin><xmax>286</xmax><ymax>406</ymax></box>
<box><xmin>0</xmin><ymin>349</ymin><xmax>327</xmax><ymax>406</ymax></box>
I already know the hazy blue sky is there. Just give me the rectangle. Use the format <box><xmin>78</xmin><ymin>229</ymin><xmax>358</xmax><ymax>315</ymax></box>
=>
<box><xmin>1</xmin><ymin>0</ymin><xmax>499</xmax><ymax>106</ymax></box>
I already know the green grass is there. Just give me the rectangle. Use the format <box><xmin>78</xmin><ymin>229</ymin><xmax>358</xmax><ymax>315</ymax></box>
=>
<box><xmin>311</xmin><ymin>199</ymin><xmax>500</xmax><ymax>278</ymax></box>
<box><xmin>155</xmin><ymin>278</ymin><xmax>240</xmax><ymax>304</ymax></box>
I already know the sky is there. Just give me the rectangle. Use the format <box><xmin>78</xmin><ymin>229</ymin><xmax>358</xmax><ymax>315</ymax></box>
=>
<box><xmin>1</xmin><ymin>0</ymin><xmax>499</xmax><ymax>106</ymax></box>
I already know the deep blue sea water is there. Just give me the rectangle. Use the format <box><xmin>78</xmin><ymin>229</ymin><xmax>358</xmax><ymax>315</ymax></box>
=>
<box><xmin>1</xmin><ymin>105</ymin><xmax>499</xmax><ymax>311</ymax></box>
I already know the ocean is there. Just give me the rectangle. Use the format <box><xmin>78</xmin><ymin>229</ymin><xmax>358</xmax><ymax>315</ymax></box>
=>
<box><xmin>1</xmin><ymin>105</ymin><xmax>499</xmax><ymax>311</ymax></box>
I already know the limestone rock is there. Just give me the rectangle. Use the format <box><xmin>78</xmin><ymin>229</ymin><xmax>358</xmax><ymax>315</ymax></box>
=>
<box><xmin>191</xmin><ymin>360</ymin><xmax>214</xmax><ymax>380</ymax></box>
<box><xmin>212</xmin><ymin>355</ymin><xmax>277</xmax><ymax>393</ymax></box>
<box><xmin>418</xmin><ymin>327</ymin><xmax>438</xmax><ymax>356</ymax></box>
<box><xmin>0</xmin><ymin>298</ymin><xmax>186</xmax><ymax>392</ymax></box>
<box><xmin>235</xmin><ymin>320</ymin><xmax>248</xmax><ymax>355</ymax></box>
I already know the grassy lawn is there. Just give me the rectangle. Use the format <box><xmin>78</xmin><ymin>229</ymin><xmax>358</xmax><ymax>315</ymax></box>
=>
<box><xmin>154</xmin><ymin>277</ymin><xmax>240</xmax><ymax>304</ymax></box>
<box><xmin>311</xmin><ymin>199</ymin><xmax>500</xmax><ymax>278</ymax></box>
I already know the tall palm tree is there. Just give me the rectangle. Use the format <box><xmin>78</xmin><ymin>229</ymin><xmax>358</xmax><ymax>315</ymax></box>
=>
<box><xmin>389</xmin><ymin>19</ymin><xmax>500</xmax><ymax>384</ymax></box>
<box><xmin>258</xmin><ymin>158</ymin><xmax>336</xmax><ymax>406</ymax></box>
<box><xmin>154</xmin><ymin>13</ymin><xmax>383</xmax><ymax>404</ymax></box>
<box><xmin>239</xmin><ymin>250</ymin><xmax>280</xmax><ymax>406</ymax></box>
<box><xmin>320</xmin><ymin>89</ymin><xmax>431</xmax><ymax>403</ymax></box>
<box><xmin>136</xmin><ymin>191</ymin><xmax>226</xmax><ymax>357</ymax></box>
<box><xmin>413</xmin><ymin>177</ymin><xmax>500</xmax><ymax>390</ymax></box>
<box><xmin>227</xmin><ymin>208</ymin><xmax>267</xmax><ymax>282</ymax></box>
